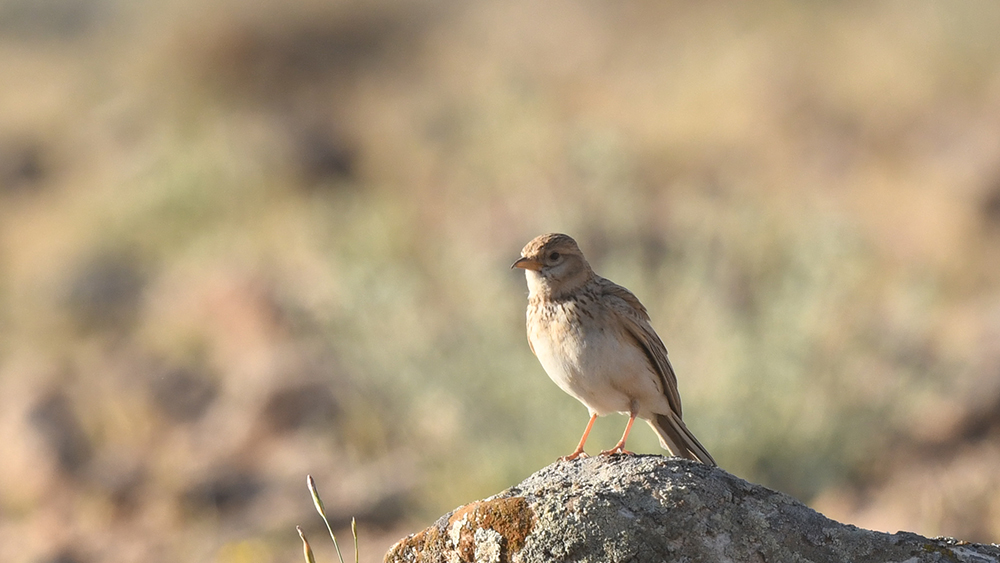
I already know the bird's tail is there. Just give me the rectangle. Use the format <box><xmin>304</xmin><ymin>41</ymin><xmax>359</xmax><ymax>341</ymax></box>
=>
<box><xmin>650</xmin><ymin>412</ymin><xmax>717</xmax><ymax>466</ymax></box>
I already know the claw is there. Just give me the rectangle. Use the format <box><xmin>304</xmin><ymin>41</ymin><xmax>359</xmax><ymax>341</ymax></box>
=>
<box><xmin>559</xmin><ymin>450</ymin><xmax>589</xmax><ymax>461</ymax></box>
<box><xmin>599</xmin><ymin>446</ymin><xmax>635</xmax><ymax>456</ymax></box>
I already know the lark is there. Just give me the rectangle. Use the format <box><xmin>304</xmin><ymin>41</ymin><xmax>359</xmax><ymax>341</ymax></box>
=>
<box><xmin>512</xmin><ymin>233</ymin><xmax>716</xmax><ymax>465</ymax></box>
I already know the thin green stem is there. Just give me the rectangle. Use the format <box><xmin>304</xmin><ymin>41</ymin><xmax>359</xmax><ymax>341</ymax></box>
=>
<box><xmin>352</xmin><ymin>517</ymin><xmax>359</xmax><ymax>563</ymax></box>
<box><xmin>307</xmin><ymin>475</ymin><xmax>346</xmax><ymax>563</ymax></box>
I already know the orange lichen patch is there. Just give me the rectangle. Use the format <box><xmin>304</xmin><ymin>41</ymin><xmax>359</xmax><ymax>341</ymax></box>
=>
<box><xmin>384</xmin><ymin>525</ymin><xmax>444</xmax><ymax>562</ymax></box>
<box><xmin>384</xmin><ymin>497</ymin><xmax>535</xmax><ymax>563</ymax></box>
<box><xmin>450</xmin><ymin>497</ymin><xmax>535</xmax><ymax>562</ymax></box>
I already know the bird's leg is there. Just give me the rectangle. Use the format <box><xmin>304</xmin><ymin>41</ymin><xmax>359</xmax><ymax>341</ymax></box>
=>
<box><xmin>560</xmin><ymin>413</ymin><xmax>597</xmax><ymax>461</ymax></box>
<box><xmin>601</xmin><ymin>412</ymin><xmax>637</xmax><ymax>456</ymax></box>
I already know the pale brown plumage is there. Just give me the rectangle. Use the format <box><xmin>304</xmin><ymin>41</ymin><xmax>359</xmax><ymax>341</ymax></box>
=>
<box><xmin>513</xmin><ymin>233</ymin><xmax>716</xmax><ymax>465</ymax></box>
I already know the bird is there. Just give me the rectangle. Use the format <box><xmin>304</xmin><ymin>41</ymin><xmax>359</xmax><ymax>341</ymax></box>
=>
<box><xmin>512</xmin><ymin>233</ymin><xmax>716</xmax><ymax>465</ymax></box>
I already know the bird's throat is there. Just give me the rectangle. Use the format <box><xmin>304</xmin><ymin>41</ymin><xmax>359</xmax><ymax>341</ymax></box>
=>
<box><xmin>526</xmin><ymin>269</ymin><xmax>592</xmax><ymax>302</ymax></box>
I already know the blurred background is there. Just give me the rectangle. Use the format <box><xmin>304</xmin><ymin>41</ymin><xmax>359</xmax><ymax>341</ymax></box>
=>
<box><xmin>3</xmin><ymin>0</ymin><xmax>1000</xmax><ymax>561</ymax></box>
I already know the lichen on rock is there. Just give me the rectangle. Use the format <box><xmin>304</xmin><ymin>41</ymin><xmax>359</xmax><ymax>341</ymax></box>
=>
<box><xmin>388</xmin><ymin>496</ymin><xmax>534</xmax><ymax>563</ymax></box>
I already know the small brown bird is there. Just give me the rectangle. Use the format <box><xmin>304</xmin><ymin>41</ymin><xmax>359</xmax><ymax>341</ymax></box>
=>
<box><xmin>513</xmin><ymin>233</ymin><xmax>716</xmax><ymax>465</ymax></box>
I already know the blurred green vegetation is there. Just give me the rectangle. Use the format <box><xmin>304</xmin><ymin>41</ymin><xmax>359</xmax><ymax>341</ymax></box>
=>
<box><xmin>3</xmin><ymin>1</ymin><xmax>1000</xmax><ymax>561</ymax></box>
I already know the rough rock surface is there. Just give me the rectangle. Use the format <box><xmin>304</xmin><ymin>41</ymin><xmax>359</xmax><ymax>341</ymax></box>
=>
<box><xmin>385</xmin><ymin>454</ymin><xmax>1000</xmax><ymax>563</ymax></box>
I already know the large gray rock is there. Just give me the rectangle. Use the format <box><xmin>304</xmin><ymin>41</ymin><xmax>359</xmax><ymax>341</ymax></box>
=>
<box><xmin>384</xmin><ymin>454</ymin><xmax>1000</xmax><ymax>563</ymax></box>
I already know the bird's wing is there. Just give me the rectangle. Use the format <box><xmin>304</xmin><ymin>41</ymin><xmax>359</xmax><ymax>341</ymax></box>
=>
<box><xmin>598</xmin><ymin>277</ymin><xmax>684</xmax><ymax>417</ymax></box>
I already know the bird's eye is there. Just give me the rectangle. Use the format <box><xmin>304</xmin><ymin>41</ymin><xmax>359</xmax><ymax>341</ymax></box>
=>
<box><xmin>549</xmin><ymin>252</ymin><xmax>560</xmax><ymax>261</ymax></box>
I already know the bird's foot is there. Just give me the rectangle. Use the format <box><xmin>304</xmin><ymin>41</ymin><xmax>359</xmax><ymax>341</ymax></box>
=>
<box><xmin>599</xmin><ymin>445</ymin><xmax>635</xmax><ymax>456</ymax></box>
<box><xmin>559</xmin><ymin>450</ymin><xmax>589</xmax><ymax>461</ymax></box>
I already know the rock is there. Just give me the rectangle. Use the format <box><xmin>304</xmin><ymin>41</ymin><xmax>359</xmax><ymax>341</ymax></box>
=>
<box><xmin>384</xmin><ymin>454</ymin><xmax>1000</xmax><ymax>563</ymax></box>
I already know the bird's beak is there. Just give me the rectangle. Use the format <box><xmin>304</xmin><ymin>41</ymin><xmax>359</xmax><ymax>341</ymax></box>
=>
<box><xmin>511</xmin><ymin>257</ymin><xmax>543</xmax><ymax>271</ymax></box>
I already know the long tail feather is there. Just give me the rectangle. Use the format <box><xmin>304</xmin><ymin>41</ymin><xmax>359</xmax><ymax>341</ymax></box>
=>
<box><xmin>651</xmin><ymin>412</ymin><xmax>717</xmax><ymax>466</ymax></box>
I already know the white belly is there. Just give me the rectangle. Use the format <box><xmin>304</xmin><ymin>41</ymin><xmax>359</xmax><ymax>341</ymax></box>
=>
<box><xmin>529</xmin><ymin>307</ymin><xmax>667</xmax><ymax>417</ymax></box>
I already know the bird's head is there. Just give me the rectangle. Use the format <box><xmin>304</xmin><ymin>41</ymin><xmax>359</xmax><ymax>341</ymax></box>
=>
<box><xmin>512</xmin><ymin>233</ymin><xmax>593</xmax><ymax>299</ymax></box>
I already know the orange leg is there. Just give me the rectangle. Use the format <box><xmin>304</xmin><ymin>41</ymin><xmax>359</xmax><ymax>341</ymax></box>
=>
<box><xmin>560</xmin><ymin>413</ymin><xmax>598</xmax><ymax>461</ymax></box>
<box><xmin>601</xmin><ymin>414</ymin><xmax>637</xmax><ymax>456</ymax></box>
